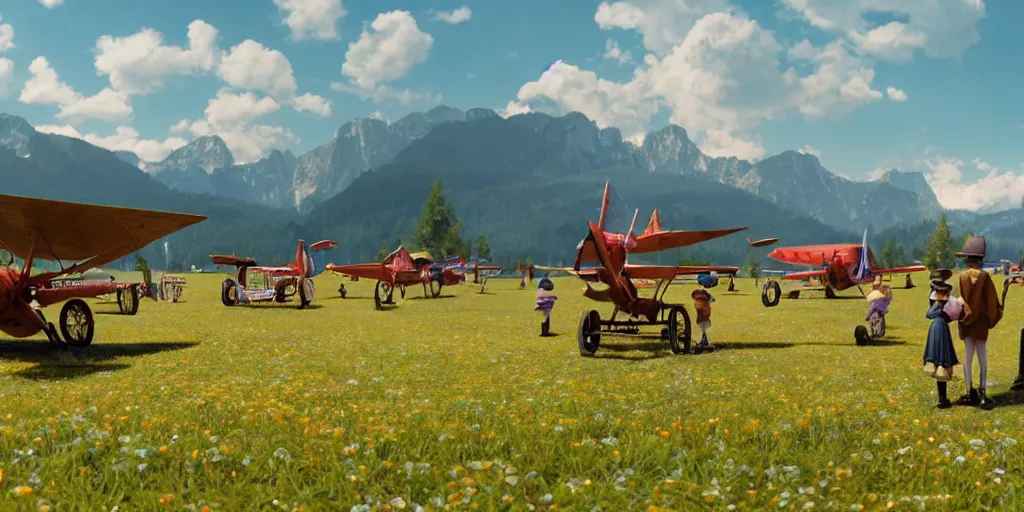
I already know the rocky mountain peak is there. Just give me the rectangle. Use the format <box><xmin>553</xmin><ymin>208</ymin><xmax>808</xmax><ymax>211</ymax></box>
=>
<box><xmin>155</xmin><ymin>135</ymin><xmax>235</xmax><ymax>175</ymax></box>
<box><xmin>425</xmin><ymin>105</ymin><xmax>466</xmax><ymax>124</ymax></box>
<box><xmin>0</xmin><ymin>114</ymin><xmax>37</xmax><ymax>158</ymax></box>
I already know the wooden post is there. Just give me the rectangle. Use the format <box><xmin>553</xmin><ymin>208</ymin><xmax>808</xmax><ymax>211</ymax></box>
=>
<box><xmin>1012</xmin><ymin>328</ymin><xmax>1024</xmax><ymax>390</ymax></box>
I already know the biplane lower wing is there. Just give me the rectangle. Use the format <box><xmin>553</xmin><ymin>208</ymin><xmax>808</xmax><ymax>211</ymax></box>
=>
<box><xmin>326</xmin><ymin>263</ymin><xmax>390</xmax><ymax>282</ymax></box>
<box><xmin>623</xmin><ymin>265</ymin><xmax>741</xmax><ymax>281</ymax></box>
<box><xmin>872</xmin><ymin>265</ymin><xmax>927</xmax><ymax>275</ymax></box>
<box><xmin>780</xmin><ymin>269</ymin><xmax>827</xmax><ymax>281</ymax></box>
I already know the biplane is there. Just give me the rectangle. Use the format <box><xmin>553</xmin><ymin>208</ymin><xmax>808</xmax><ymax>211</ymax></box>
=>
<box><xmin>211</xmin><ymin>239</ymin><xmax>338</xmax><ymax>309</ymax></box>
<box><xmin>573</xmin><ymin>182</ymin><xmax>746</xmax><ymax>357</ymax></box>
<box><xmin>0</xmin><ymin>194</ymin><xmax>206</xmax><ymax>347</ymax></box>
<box><xmin>326</xmin><ymin>246</ymin><xmax>452</xmax><ymax>309</ymax></box>
<box><xmin>758</xmin><ymin>230</ymin><xmax>925</xmax><ymax>307</ymax></box>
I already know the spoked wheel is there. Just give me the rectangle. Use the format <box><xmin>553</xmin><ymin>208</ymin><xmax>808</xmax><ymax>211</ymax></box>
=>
<box><xmin>577</xmin><ymin>310</ymin><xmax>601</xmax><ymax>357</ymax></box>
<box><xmin>429</xmin><ymin>277</ymin><xmax>443</xmax><ymax>298</ymax></box>
<box><xmin>869</xmin><ymin>312</ymin><xmax>886</xmax><ymax>339</ymax></box>
<box><xmin>667</xmin><ymin>306</ymin><xmax>691</xmax><ymax>355</ymax></box>
<box><xmin>117</xmin><ymin>284</ymin><xmax>139</xmax><ymax>315</ymax></box>
<box><xmin>60</xmin><ymin>299</ymin><xmax>94</xmax><ymax>348</ymax></box>
<box><xmin>761</xmin><ymin>281</ymin><xmax>781</xmax><ymax>307</ymax></box>
<box><xmin>298</xmin><ymin>279</ymin><xmax>314</xmax><ymax>309</ymax></box>
<box><xmin>221</xmin><ymin>280</ymin><xmax>238</xmax><ymax>306</ymax></box>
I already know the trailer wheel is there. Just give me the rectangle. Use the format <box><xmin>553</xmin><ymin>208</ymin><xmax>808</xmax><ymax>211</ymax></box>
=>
<box><xmin>854</xmin><ymin>325</ymin><xmax>871</xmax><ymax>346</ymax></box>
<box><xmin>761</xmin><ymin>281</ymin><xmax>781</xmax><ymax>307</ymax></box>
<box><xmin>60</xmin><ymin>299</ymin><xmax>94</xmax><ymax>347</ymax></box>
<box><xmin>869</xmin><ymin>312</ymin><xmax>886</xmax><ymax>339</ymax></box>
<box><xmin>117</xmin><ymin>284</ymin><xmax>139</xmax><ymax>315</ymax></box>
<box><xmin>577</xmin><ymin>310</ymin><xmax>601</xmax><ymax>356</ymax></box>
<box><xmin>667</xmin><ymin>306</ymin><xmax>692</xmax><ymax>355</ymax></box>
<box><xmin>221</xmin><ymin>280</ymin><xmax>238</xmax><ymax>306</ymax></box>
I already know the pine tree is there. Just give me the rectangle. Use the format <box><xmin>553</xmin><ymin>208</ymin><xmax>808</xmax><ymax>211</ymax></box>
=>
<box><xmin>416</xmin><ymin>181</ymin><xmax>465</xmax><ymax>258</ymax></box>
<box><xmin>475</xmin><ymin>236</ymin><xmax>492</xmax><ymax>261</ymax></box>
<box><xmin>924</xmin><ymin>214</ymin><xmax>952</xmax><ymax>268</ymax></box>
<box><xmin>134</xmin><ymin>253</ymin><xmax>150</xmax><ymax>273</ymax></box>
<box><xmin>744</xmin><ymin>253</ymin><xmax>761</xmax><ymax>279</ymax></box>
<box><xmin>880</xmin><ymin>239</ymin><xmax>899</xmax><ymax>269</ymax></box>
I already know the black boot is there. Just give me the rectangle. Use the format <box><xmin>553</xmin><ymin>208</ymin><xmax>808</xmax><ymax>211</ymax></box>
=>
<box><xmin>957</xmin><ymin>388</ymin><xmax>979</xmax><ymax>406</ymax></box>
<box><xmin>540</xmin><ymin>318</ymin><xmax>550</xmax><ymax>337</ymax></box>
<box><xmin>937</xmin><ymin>382</ymin><xmax>951</xmax><ymax>409</ymax></box>
<box><xmin>979</xmin><ymin>388</ymin><xmax>995</xmax><ymax>410</ymax></box>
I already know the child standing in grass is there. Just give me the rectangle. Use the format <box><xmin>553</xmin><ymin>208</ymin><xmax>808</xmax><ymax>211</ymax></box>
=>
<box><xmin>923</xmin><ymin>269</ymin><xmax>959</xmax><ymax>409</ymax></box>
<box><xmin>535</xmin><ymin>275</ymin><xmax>557</xmax><ymax>336</ymax></box>
<box><xmin>691</xmin><ymin>289</ymin><xmax>714</xmax><ymax>349</ymax></box>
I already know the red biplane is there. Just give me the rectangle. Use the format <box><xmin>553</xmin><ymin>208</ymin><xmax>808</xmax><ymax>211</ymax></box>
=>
<box><xmin>0</xmin><ymin>194</ymin><xmax>206</xmax><ymax>347</ymax></box>
<box><xmin>211</xmin><ymin>240</ymin><xmax>338</xmax><ymax>309</ymax></box>
<box><xmin>573</xmin><ymin>182</ymin><xmax>746</xmax><ymax>357</ymax></box>
<box><xmin>326</xmin><ymin>246</ymin><xmax>456</xmax><ymax>309</ymax></box>
<box><xmin>758</xmin><ymin>230</ymin><xmax>925</xmax><ymax>307</ymax></box>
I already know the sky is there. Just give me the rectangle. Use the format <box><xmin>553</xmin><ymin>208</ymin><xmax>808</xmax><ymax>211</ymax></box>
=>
<box><xmin>1</xmin><ymin>0</ymin><xmax>1022</xmax><ymax>212</ymax></box>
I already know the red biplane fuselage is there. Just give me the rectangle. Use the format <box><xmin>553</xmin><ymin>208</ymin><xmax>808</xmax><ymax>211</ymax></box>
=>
<box><xmin>211</xmin><ymin>239</ymin><xmax>338</xmax><ymax>309</ymax></box>
<box><xmin>767</xmin><ymin>243</ymin><xmax>925</xmax><ymax>292</ymax></box>
<box><xmin>326</xmin><ymin>246</ymin><xmax>455</xmax><ymax>309</ymax></box>
<box><xmin>571</xmin><ymin>181</ymin><xmax>746</xmax><ymax>356</ymax></box>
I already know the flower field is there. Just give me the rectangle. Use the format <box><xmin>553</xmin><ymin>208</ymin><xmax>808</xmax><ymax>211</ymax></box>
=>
<box><xmin>0</xmin><ymin>272</ymin><xmax>1022</xmax><ymax>511</ymax></box>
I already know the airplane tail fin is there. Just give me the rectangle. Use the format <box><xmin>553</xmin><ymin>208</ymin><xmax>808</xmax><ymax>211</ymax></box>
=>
<box><xmin>853</xmin><ymin>228</ymin><xmax>871</xmax><ymax>281</ymax></box>
<box><xmin>597</xmin><ymin>181</ymin><xmax>611</xmax><ymax>231</ymax></box>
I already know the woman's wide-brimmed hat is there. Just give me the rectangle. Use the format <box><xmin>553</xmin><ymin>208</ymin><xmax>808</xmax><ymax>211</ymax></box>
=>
<box><xmin>930</xmin><ymin>268</ymin><xmax>953</xmax><ymax>281</ymax></box>
<box><xmin>930</xmin><ymin>279</ymin><xmax>953</xmax><ymax>300</ymax></box>
<box><xmin>955</xmin><ymin>235</ymin><xmax>986</xmax><ymax>258</ymax></box>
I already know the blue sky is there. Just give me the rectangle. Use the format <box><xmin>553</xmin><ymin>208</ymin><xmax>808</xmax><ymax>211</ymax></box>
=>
<box><xmin>1</xmin><ymin>0</ymin><xmax>1022</xmax><ymax>211</ymax></box>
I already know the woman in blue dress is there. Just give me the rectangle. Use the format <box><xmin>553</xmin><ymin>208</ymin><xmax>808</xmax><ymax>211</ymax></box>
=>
<box><xmin>923</xmin><ymin>269</ymin><xmax>959</xmax><ymax>409</ymax></box>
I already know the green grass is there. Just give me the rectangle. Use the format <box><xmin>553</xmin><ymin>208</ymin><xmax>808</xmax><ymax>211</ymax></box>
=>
<box><xmin>1</xmin><ymin>272</ymin><xmax>1023</xmax><ymax>511</ymax></box>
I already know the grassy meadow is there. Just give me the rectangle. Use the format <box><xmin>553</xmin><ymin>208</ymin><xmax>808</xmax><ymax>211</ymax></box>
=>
<box><xmin>1</xmin><ymin>271</ymin><xmax>1023</xmax><ymax>511</ymax></box>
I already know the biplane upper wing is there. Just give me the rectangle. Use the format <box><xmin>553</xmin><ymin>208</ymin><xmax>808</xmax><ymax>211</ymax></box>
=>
<box><xmin>632</xmin><ymin>227</ymin><xmax>748</xmax><ymax>254</ymax></box>
<box><xmin>210</xmin><ymin>255</ymin><xmax>257</xmax><ymax>267</ymax></box>
<box><xmin>0</xmin><ymin>194</ymin><xmax>206</xmax><ymax>274</ymax></box>
<box><xmin>325</xmin><ymin>262</ymin><xmax>390</xmax><ymax>281</ymax></box>
<box><xmin>624</xmin><ymin>265</ymin><xmax>741</xmax><ymax>280</ymax></box>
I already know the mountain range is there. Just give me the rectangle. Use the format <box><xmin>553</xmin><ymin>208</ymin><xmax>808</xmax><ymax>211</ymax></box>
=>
<box><xmin>0</xmin><ymin>108</ymin><xmax>1017</xmax><ymax>269</ymax></box>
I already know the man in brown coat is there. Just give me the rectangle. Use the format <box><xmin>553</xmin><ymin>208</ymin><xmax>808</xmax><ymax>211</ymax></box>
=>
<box><xmin>956</xmin><ymin>235</ymin><xmax>1003</xmax><ymax>410</ymax></box>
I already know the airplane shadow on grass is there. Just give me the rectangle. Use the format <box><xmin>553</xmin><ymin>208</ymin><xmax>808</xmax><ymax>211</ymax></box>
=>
<box><xmin>590</xmin><ymin>337</ymin><xmax>796</xmax><ymax>360</ymax></box>
<box><xmin>988</xmin><ymin>389</ymin><xmax>1024</xmax><ymax>408</ymax></box>
<box><xmin>0</xmin><ymin>341</ymin><xmax>198</xmax><ymax>381</ymax></box>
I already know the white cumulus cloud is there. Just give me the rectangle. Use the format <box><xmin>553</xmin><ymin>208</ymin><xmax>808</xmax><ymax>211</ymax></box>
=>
<box><xmin>36</xmin><ymin>124</ymin><xmax>187</xmax><ymax>162</ymax></box>
<box><xmin>886</xmin><ymin>86</ymin><xmax>908</xmax><ymax>102</ymax></box>
<box><xmin>0</xmin><ymin>57</ymin><xmax>12</xmax><ymax>98</ymax></box>
<box><xmin>217</xmin><ymin>39</ymin><xmax>298</xmax><ymax>98</ymax></box>
<box><xmin>333</xmin><ymin>10</ymin><xmax>437</xmax><ymax>105</ymax></box>
<box><xmin>918</xmin><ymin>151</ymin><xmax>1024</xmax><ymax>212</ymax></box>
<box><xmin>19</xmin><ymin>56</ymin><xmax>133</xmax><ymax>123</ymax></box>
<box><xmin>94</xmin><ymin>20</ymin><xmax>219</xmax><ymax>95</ymax></box>
<box><xmin>602</xmin><ymin>39</ymin><xmax>632</xmax><ymax>64</ymax></box>
<box><xmin>0</xmin><ymin>14</ymin><xmax>14</xmax><ymax>53</ymax></box>
<box><xmin>273</xmin><ymin>0</ymin><xmax>346</xmax><ymax>40</ymax></box>
<box><xmin>781</xmin><ymin>0</ymin><xmax>987</xmax><ymax>62</ymax></box>
<box><xmin>595</xmin><ymin>0</ymin><xmax>729</xmax><ymax>56</ymax></box>
<box><xmin>204</xmin><ymin>88</ymin><xmax>280</xmax><ymax>128</ymax></box>
<box><xmin>292</xmin><ymin>93</ymin><xmax>332</xmax><ymax>117</ymax></box>
<box><xmin>432</xmin><ymin>7</ymin><xmax>472</xmax><ymax>24</ymax></box>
